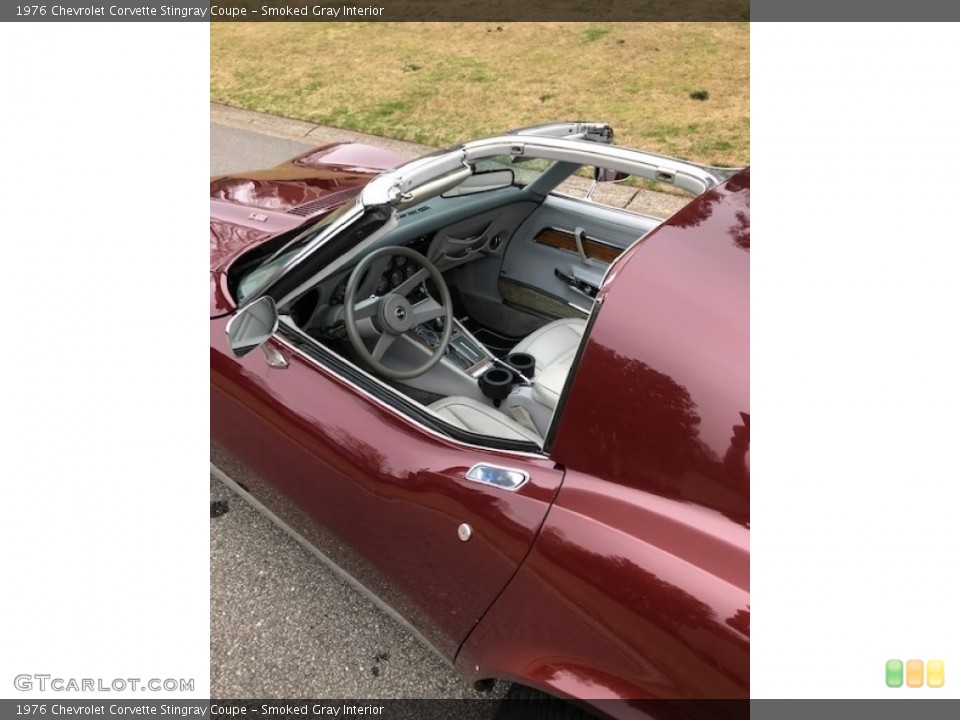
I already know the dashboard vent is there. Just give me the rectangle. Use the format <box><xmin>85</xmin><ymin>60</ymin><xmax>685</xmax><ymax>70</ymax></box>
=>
<box><xmin>286</xmin><ymin>188</ymin><xmax>358</xmax><ymax>217</ymax></box>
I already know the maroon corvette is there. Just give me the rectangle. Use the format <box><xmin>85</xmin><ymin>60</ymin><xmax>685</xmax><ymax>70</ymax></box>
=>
<box><xmin>210</xmin><ymin>123</ymin><xmax>749</xmax><ymax>717</ymax></box>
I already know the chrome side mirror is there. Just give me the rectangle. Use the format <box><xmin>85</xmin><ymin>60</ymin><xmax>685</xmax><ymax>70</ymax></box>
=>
<box><xmin>225</xmin><ymin>296</ymin><xmax>279</xmax><ymax>358</ymax></box>
<box><xmin>585</xmin><ymin>166</ymin><xmax>631</xmax><ymax>200</ymax></box>
<box><xmin>594</xmin><ymin>167</ymin><xmax>629</xmax><ymax>183</ymax></box>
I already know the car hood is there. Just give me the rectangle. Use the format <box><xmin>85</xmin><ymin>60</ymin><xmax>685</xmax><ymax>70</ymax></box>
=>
<box><xmin>210</xmin><ymin>141</ymin><xmax>407</xmax><ymax>214</ymax></box>
<box><xmin>209</xmin><ymin>142</ymin><xmax>408</xmax><ymax>317</ymax></box>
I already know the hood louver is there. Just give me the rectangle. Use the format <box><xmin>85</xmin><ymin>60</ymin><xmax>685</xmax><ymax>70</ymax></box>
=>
<box><xmin>286</xmin><ymin>187</ymin><xmax>359</xmax><ymax>217</ymax></box>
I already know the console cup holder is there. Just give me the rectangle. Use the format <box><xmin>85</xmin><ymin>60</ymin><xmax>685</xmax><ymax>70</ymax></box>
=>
<box><xmin>479</xmin><ymin>367</ymin><xmax>514</xmax><ymax>406</ymax></box>
<box><xmin>505</xmin><ymin>352</ymin><xmax>536</xmax><ymax>381</ymax></box>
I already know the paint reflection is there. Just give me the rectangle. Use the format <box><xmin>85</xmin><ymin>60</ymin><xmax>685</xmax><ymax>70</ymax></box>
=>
<box><xmin>565</xmin><ymin>343</ymin><xmax>748</xmax><ymax>524</ymax></box>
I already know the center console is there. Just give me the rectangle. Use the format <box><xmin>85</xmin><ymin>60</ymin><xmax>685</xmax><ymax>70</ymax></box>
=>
<box><xmin>405</xmin><ymin>321</ymin><xmax>541</xmax><ymax>422</ymax></box>
<box><xmin>410</xmin><ymin>319</ymin><xmax>494</xmax><ymax>377</ymax></box>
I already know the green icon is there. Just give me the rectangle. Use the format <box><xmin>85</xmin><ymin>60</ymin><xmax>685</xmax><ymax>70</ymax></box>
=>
<box><xmin>886</xmin><ymin>659</ymin><xmax>904</xmax><ymax>688</ymax></box>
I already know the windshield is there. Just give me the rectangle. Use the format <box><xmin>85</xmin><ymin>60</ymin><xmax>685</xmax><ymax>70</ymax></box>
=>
<box><xmin>237</xmin><ymin>203</ymin><xmax>353</xmax><ymax>302</ymax></box>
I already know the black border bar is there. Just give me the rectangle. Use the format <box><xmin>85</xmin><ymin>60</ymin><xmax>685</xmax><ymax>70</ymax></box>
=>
<box><xmin>4</xmin><ymin>0</ymin><xmax>749</xmax><ymax>22</ymax></box>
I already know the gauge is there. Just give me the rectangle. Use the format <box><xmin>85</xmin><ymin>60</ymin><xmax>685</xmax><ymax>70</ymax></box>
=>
<box><xmin>394</xmin><ymin>256</ymin><xmax>407</xmax><ymax>267</ymax></box>
<box><xmin>376</xmin><ymin>275</ymin><xmax>389</xmax><ymax>295</ymax></box>
<box><xmin>390</xmin><ymin>270</ymin><xmax>404</xmax><ymax>288</ymax></box>
<box><xmin>405</xmin><ymin>265</ymin><xmax>417</xmax><ymax>279</ymax></box>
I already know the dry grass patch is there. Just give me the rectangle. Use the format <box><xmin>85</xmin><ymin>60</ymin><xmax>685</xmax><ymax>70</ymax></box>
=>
<box><xmin>211</xmin><ymin>22</ymin><xmax>749</xmax><ymax>166</ymax></box>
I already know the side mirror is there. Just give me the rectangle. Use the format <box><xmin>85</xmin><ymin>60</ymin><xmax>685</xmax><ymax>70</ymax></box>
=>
<box><xmin>585</xmin><ymin>167</ymin><xmax>631</xmax><ymax>200</ymax></box>
<box><xmin>594</xmin><ymin>167</ymin><xmax>630</xmax><ymax>183</ymax></box>
<box><xmin>226</xmin><ymin>296</ymin><xmax>279</xmax><ymax>358</ymax></box>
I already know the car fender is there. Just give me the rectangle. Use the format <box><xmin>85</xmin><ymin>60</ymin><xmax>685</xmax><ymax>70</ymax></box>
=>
<box><xmin>456</xmin><ymin>470</ymin><xmax>749</xmax><ymax>714</ymax></box>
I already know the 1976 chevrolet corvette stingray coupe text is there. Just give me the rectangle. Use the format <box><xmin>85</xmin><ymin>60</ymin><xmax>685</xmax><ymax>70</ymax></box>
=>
<box><xmin>210</xmin><ymin>122</ymin><xmax>749</xmax><ymax>718</ymax></box>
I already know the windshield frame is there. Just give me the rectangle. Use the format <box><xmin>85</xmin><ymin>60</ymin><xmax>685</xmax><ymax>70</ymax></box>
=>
<box><xmin>235</xmin><ymin>200</ymin><xmax>364</xmax><ymax>305</ymax></box>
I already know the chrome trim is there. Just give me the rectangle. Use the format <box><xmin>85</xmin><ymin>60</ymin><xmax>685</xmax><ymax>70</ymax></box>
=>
<box><xmin>274</xmin><ymin>317</ymin><xmax>546</xmax><ymax>459</ymax></box>
<box><xmin>567</xmin><ymin>301</ymin><xmax>591</xmax><ymax>316</ymax></box>
<box><xmin>359</xmin><ymin>133</ymin><xmax>720</xmax><ymax>220</ymax></box>
<box><xmin>461</xmin><ymin>135</ymin><xmax>722</xmax><ymax>194</ymax></box>
<box><xmin>510</xmin><ymin>121</ymin><xmax>612</xmax><ymax>142</ymax></box>
<box><xmin>468</xmin><ymin>359</ymin><xmax>494</xmax><ymax>378</ymax></box>
<box><xmin>262</xmin><ymin>344</ymin><xmax>288</xmax><ymax>369</ymax></box>
<box><xmin>465</xmin><ymin>463</ymin><xmax>530</xmax><ymax>492</ymax></box>
<box><xmin>241</xmin><ymin>199</ymin><xmax>366</xmax><ymax>307</ymax></box>
<box><xmin>210</xmin><ymin>462</ymin><xmax>454</xmax><ymax>670</ymax></box>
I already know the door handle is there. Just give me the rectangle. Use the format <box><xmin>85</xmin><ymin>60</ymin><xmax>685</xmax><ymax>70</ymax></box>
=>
<box><xmin>554</xmin><ymin>268</ymin><xmax>598</xmax><ymax>299</ymax></box>
<box><xmin>573</xmin><ymin>226</ymin><xmax>593</xmax><ymax>266</ymax></box>
<box><xmin>465</xmin><ymin>464</ymin><xmax>529</xmax><ymax>491</ymax></box>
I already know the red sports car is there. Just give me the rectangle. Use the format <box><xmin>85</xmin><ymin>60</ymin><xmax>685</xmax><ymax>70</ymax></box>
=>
<box><xmin>210</xmin><ymin>123</ymin><xmax>749</xmax><ymax>718</ymax></box>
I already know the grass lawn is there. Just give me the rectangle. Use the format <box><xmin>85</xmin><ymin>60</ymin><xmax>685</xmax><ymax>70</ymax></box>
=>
<box><xmin>211</xmin><ymin>22</ymin><xmax>749</xmax><ymax>166</ymax></box>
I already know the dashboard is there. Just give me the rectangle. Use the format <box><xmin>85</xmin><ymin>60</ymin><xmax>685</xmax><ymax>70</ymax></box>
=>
<box><xmin>294</xmin><ymin>234</ymin><xmax>435</xmax><ymax>336</ymax></box>
<box><xmin>290</xmin><ymin>200</ymin><xmax>534</xmax><ymax>338</ymax></box>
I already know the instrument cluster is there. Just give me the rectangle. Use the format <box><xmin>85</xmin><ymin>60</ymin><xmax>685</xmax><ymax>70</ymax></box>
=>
<box><xmin>330</xmin><ymin>237</ymin><xmax>433</xmax><ymax>306</ymax></box>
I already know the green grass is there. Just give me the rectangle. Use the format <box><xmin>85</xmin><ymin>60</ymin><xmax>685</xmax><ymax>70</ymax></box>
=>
<box><xmin>583</xmin><ymin>26</ymin><xmax>612</xmax><ymax>43</ymax></box>
<box><xmin>211</xmin><ymin>22</ymin><xmax>749</xmax><ymax>165</ymax></box>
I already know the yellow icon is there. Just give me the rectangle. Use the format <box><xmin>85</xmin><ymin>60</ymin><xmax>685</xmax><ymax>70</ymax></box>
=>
<box><xmin>906</xmin><ymin>659</ymin><xmax>924</xmax><ymax>687</ymax></box>
<box><xmin>927</xmin><ymin>660</ymin><xmax>944</xmax><ymax>688</ymax></box>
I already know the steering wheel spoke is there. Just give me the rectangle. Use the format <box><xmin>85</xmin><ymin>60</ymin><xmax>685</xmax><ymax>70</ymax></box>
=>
<box><xmin>353</xmin><ymin>296</ymin><xmax>380</xmax><ymax>321</ymax></box>
<box><xmin>394</xmin><ymin>267</ymin><xmax>429</xmax><ymax>298</ymax></box>
<box><xmin>371</xmin><ymin>332</ymin><xmax>397</xmax><ymax>361</ymax></box>
<box><xmin>411</xmin><ymin>297</ymin><xmax>445</xmax><ymax>326</ymax></box>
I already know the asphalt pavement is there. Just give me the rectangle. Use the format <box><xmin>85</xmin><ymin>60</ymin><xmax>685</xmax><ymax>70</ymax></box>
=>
<box><xmin>209</xmin><ymin>117</ymin><xmax>506</xmax><ymax>702</ymax></box>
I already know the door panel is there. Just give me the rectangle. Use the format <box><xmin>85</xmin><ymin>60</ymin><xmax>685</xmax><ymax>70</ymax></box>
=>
<box><xmin>500</xmin><ymin>194</ymin><xmax>661</xmax><ymax>316</ymax></box>
<box><xmin>210</xmin><ymin>317</ymin><xmax>564</xmax><ymax>660</ymax></box>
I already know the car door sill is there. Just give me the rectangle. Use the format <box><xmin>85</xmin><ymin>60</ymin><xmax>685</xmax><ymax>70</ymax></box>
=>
<box><xmin>210</xmin><ymin>461</ymin><xmax>455</xmax><ymax>671</ymax></box>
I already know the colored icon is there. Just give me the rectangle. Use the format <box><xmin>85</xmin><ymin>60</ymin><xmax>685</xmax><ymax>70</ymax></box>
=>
<box><xmin>887</xmin><ymin>659</ymin><xmax>945</xmax><ymax>688</ymax></box>
<box><xmin>906</xmin><ymin>659</ymin><xmax>924</xmax><ymax>688</ymax></box>
<box><xmin>886</xmin><ymin>659</ymin><xmax>904</xmax><ymax>687</ymax></box>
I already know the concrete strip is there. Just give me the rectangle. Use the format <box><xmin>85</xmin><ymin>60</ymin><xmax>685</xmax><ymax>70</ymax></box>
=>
<box><xmin>212</xmin><ymin>102</ymin><xmax>320</xmax><ymax>139</ymax></box>
<box><xmin>211</xmin><ymin>102</ymin><xmax>432</xmax><ymax>157</ymax></box>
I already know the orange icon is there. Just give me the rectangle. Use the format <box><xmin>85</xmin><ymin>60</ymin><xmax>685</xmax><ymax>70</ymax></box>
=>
<box><xmin>906</xmin><ymin>659</ymin><xmax>924</xmax><ymax>687</ymax></box>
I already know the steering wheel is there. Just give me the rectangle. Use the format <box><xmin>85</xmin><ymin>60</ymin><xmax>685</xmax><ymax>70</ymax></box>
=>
<box><xmin>343</xmin><ymin>245</ymin><xmax>453</xmax><ymax>380</ymax></box>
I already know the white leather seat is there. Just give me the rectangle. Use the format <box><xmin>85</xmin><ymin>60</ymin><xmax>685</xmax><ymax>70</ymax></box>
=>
<box><xmin>531</xmin><ymin>358</ymin><xmax>572</xmax><ymax>410</ymax></box>
<box><xmin>429</xmin><ymin>396</ymin><xmax>542</xmax><ymax>444</ymax></box>
<box><xmin>511</xmin><ymin>318</ymin><xmax>587</xmax><ymax>375</ymax></box>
